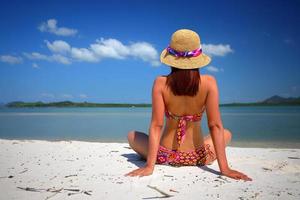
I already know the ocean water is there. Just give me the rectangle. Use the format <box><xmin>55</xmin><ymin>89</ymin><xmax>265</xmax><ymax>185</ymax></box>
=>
<box><xmin>0</xmin><ymin>106</ymin><xmax>299</xmax><ymax>148</ymax></box>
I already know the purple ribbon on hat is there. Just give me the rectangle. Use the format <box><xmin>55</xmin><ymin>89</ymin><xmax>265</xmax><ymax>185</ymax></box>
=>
<box><xmin>166</xmin><ymin>46</ymin><xmax>202</xmax><ymax>57</ymax></box>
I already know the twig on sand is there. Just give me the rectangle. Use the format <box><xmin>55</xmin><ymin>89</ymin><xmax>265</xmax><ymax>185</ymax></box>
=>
<box><xmin>169</xmin><ymin>189</ymin><xmax>179</xmax><ymax>193</ymax></box>
<box><xmin>49</xmin><ymin>176</ymin><xmax>57</xmax><ymax>181</ymax></box>
<box><xmin>83</xmin><ymin>191</ymin><xmax>92</xmax><ymax>195</ymax></box>
<box><xmin>147</xmin><ymin>185</ymin><xmax>174</xmax><ymax>198</ymax></box>
<box><xmin>0</xmin><ymin>175</ymin><xmax>14</xmax><ymax>179</ymax></box>
<box><xmin>17</xmin><ymin>186</ymin><xmax>92</xmax><ymax>197</ymax></box>
<box><xmin>288</xmin><ymin>156</ymin><xmax>300</xmax><ymax>159</ymax></box>
<box><xmin>19</xmin><ymin>169</ymin><xmax>28</xmax><ymax>174</ymax></box>
<box><xmin>64</xmin><ymin>188</ymin><xmax>80</xmax><ymax>192</ymax></box>
<box><xmin>68</xmin><ymin>192</ymin><xmax>80</xmax><ymax>196</ymax></box>
<box><xmin>17</xmin><ymin>187</ymin><xmax>42</xmax><ymax>192</ymax></box>
<box><xmin>45</xmin><ymin>188</ymin><xmax>63</xmax><ymax>200</ymax></box>
<box><xmin>262</xmin><ymin>167</ymin><xmax>272</xmax><ymax>171</ymax></box>
<box><xmin>64</xmin><ymin>174</ymin><xmax>77</xmax><ymax>178</ymax></box>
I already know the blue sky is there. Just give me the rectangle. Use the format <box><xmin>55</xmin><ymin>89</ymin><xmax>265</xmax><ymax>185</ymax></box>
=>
<box><xmin>0</xmin><ymin>0</ymin><xmax>299</xmax><ymax>104</ymax></box>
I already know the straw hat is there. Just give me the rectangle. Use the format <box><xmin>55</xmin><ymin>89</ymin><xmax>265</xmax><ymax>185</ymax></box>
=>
<box><xmin>160</xmin><ymin>29</ymin><xmax>211</xmax><ymax>69</ymax></box>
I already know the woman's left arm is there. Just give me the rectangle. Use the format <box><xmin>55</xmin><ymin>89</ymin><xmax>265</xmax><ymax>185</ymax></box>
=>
<box><xmin>125</xmin><ymin>77</ymin><xmax>165</xmax><ymax>177</ymax></box>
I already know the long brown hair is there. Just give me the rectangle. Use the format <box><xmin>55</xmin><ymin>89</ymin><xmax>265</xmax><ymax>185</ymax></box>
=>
<box><xmin>166</xmin><ymin>67</ymin><xmax>200</xmax><ymax>96</ymax></box>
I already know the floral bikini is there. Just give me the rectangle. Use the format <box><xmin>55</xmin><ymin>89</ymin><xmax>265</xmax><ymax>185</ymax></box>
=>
<box><xmin>156</xmin><ymin>106</ymin><xmax>215</xmax><ymax>167</ymax></box>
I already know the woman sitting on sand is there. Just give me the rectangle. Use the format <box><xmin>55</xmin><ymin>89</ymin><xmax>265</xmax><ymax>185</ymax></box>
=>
<box><xmin>125</xmin><ymin>29</ymin><xmax>252</xmax><ymax>181</ymax></box>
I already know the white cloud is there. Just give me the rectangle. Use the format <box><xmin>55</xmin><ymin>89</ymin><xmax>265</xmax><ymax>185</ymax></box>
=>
<box><xmin>45</xmin><ymin>40</ymin><xmax>71</xmax><ymax>54</ymax></box>
<box><xmin>206</xmin><ymin>65</ymin><xmax>224</xmax><ymax>73</ymax></box>
<box><xmin>61</xmin><ymin>94</ymin><xmax>73</xmax><ymax>99</ymax></box>
<box><xmin>23</xmin><ymin>52</ymin><xmax>50</xmax><ymax>61</ymax></box>
<box><xmin>129</xmin><ymin>42</ymin><xmax>160</xmax><ymax>66</ymax></box>
<box><xmin>24</xmin><ymin>52</ymin><xmax>71</xmax><ymax>65</ymax></box>
<box><xmin>52</xmin><ymin>54</ymin><xmax>71</xmax><ymax>65</ymax></box>
<box><xmin>91</xmin><ymin>38</ymin><xmax>130</xmax><ymax>59</ymax></box>
<box><xmin>88</xmin><ymin>38</ymin><xmax>159</xmax><ymax>66</ymax></box>
<box><xmin>43</xmin><ymin>38</ymin><xmax>160</xmax><ymax>66</ymax></box>
<box><xmin>202</xmin><ymin>44</ymin><xmax>233</xmax><ymax>57</ymax></box>
<box><xmin>0</xmin><ymin>55</ymin><xmax>23</xmax><ymax>64</ymax></box>
<box><xmin>71</xmin><ymin>47</ymin><xmax>99</xmax><ymax>62</ymax></box>
<box><xmin>32</xmin><ymin>63</ymin><xmax>39</xmax><ymax>68</ymax></box>
<box><xmin>41</xmin><ymin>93</ymin><xmax>55</xmax><ymax>98</ymax></box>
<box><xmin>79</xmin><ymin>94</ymin><xmax>88</xmax><ymax>98</ymax></box>
<box><xmin>38</xmin><ymin>19</ymin><xmax>77</xmax><ymax>36</ymax></box>
<box><xmin>24</xmin><ymin>37</ymin><xmax>160</xmax><ymax>66</ymax></box>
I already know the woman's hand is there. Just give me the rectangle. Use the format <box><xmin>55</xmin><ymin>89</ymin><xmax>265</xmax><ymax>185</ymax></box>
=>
<box><xmin>221</xmin><ymin>168</ymin><xmax>253</xmax><ymax>181</ymax></box>
<box><xmin>124</xmin><ymin>165</ymin><xmax>154</xmax><ymax>177</ymax></box>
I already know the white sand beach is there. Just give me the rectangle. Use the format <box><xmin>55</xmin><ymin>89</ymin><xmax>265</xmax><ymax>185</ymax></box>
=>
<box><xmin>0</xmin><ymin>139</ymin><xmax>299</xmax><ymax>200</ymax></box>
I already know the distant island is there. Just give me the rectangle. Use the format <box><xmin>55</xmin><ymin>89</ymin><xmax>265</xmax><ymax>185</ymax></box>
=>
<box><xmin>220</xmin><ymin>95</ymin><xmax>300</xmax><ymax>106</ymax></box>
<box><xmin>4</xmin><ymin>95</ymin><xmax>300</xmax><ymax>108</ymax></box>
<box><xmin>5</xmin><ymin>101</ymin><xmax>151</xmax><ymax>108</ymax></box>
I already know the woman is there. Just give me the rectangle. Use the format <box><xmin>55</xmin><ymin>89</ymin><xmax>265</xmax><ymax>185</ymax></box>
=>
<box><xmin>125</xmin><ymin>29</ymin><xmax>252</xmax><ymax>181</ymax></box>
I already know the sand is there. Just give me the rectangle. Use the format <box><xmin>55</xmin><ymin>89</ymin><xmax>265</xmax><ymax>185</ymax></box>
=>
<box><xmin>0</xmin><ymin>139</ymin><xmax>299</xmax><ymax>200</ymax></box>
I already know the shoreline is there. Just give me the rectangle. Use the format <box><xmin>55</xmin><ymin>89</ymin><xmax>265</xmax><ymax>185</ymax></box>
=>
<box><xmin>0</xmin><ymin>139</ymin><xmax>299</xmax><ymax>199</ymax></box>
<box><xmin>1</xmin><ymin>138</ymin><xmax>300</xmax><ymax>149</ymax></box>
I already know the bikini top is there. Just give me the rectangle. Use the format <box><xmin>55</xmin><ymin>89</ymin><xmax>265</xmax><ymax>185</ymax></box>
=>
<box><xmin>165</xmin><ymin>105</ymin><xmax>206</xmax><ymax>147</ymax></box>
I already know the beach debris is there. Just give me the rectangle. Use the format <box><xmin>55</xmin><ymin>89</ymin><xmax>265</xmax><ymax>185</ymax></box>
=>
<box><xmin>17</xmin><ymin>187</ymin><xmax>42</xmax><ymax>192</ymax></box>
<box><xmin>146</xmin><ymin>185</ymin><xmax>174</xmax><ymax>198</ymax></box>
<box><xmin>0</xmin><ymin>175</ymin><xmax>14</xmax><ymax>179</ymax></box>
<box><xmin>163</xmin><ymin>174</ymin><xmax>174</xmax><ymax>177</ymax></box>
<box><xmin>83</xmin><ymin>191</ymin><xmax>92</xmax><ymax>195</ymax></box>
<box><xmin>262</xmin><ymin>167</ymin><xmax>272</xmax><ymax>171</ymax></box>
<box><xmin>251</xmin><ymin>192</ymin><xmax>260</xmax><ymax>198</ymax></box>
<box><xmin>169</xmin><ymin>189</ymin><xmax>179</xmax><ymax>193</ymax></box>
<box><xmin>124</xmin><ymin>146</ymin><xmax>132</xmax><ymax>149</ymax></box>
<box><xmin>273</xmin><ymin>161</ymin><xmax>288</xmax><ymax>170</ymax></box>
<box><xmin>49</xmin><ymin>176</ymin><xmax>57</xmax><ymax>180</ymax></box>
<box><xmin>64</xmin><ymin>174</ymin><xmax>77</xmax><ymax>178</ymax></box>
<box><xmin>288</xmin><ymin>156</ymin><xmax>300</xmax><ymax>159</ymax></box>
<box><xmin>110</xmin><ymin>150</ymin><xmax>119</xmax><ymax>153</ymax></box>
<box><xmin>214</xmin><ymin>178</ymin><xmax>227</xmax><ymax>186</ymax></box>
<box><xmin>64</xmin><ymin>188</ymin><xmax>80</xmax><ymax>192</ymax></box>
<box><xmin>17</xmin><ymin>186</ymin><xmax>92</xmax><ymax>198</ymax></box>
<box><xmin>19</xmin><ymin>169</ymin><xmax>28</xmax><ymax>174</ymax></box>
<box><xmin>67</xmin><ymin>192</ymin><xmax>80</xmax><ymax>196</ymax></box>
<box><xmin>45</xmin><ymin>188</ymin><xmax>63</xmax><ymax>199</ymax></box>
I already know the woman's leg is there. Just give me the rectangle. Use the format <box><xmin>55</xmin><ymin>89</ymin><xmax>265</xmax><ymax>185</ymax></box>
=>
<box><xmin>203</xmin><ymin>128</ymin><xmax>232</xmax><ymax>165</ymax></box>
<box><xmin>127</xmin><ymin>130</ymin><xmax>149</xmax><ymax>160</ymax></box>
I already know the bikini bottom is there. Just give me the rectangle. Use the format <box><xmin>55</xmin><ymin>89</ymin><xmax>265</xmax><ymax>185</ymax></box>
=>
<box><xmin>156</xmin><ymin>143</ymin><xmax>215</xmax><ymax>167</ymax></box>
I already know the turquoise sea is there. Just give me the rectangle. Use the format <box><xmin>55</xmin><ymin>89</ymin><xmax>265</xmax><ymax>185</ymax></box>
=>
<box><xmin>0</xmin><ymin>106</ymin><xmax>299</xmax><ymax>148</ymax></box>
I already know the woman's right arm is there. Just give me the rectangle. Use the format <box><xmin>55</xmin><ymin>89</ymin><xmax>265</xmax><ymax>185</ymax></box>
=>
<box><xmin>205</xmin><ymin>75</ymin><xmax>252</xmax><ymax>181</ymax></box>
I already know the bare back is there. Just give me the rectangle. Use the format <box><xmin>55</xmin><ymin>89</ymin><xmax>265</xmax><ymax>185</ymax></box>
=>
<box><xmin>160</xmin><ymin>75</ymin><xmax>210</xmax><ymax>151</ymax></box>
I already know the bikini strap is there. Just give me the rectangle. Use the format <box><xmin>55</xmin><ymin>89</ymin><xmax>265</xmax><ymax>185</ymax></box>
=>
<box><xmin>165</xmin><ymin>106</ymin><xmax>205</xmax><ymax>147</ymax></box>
